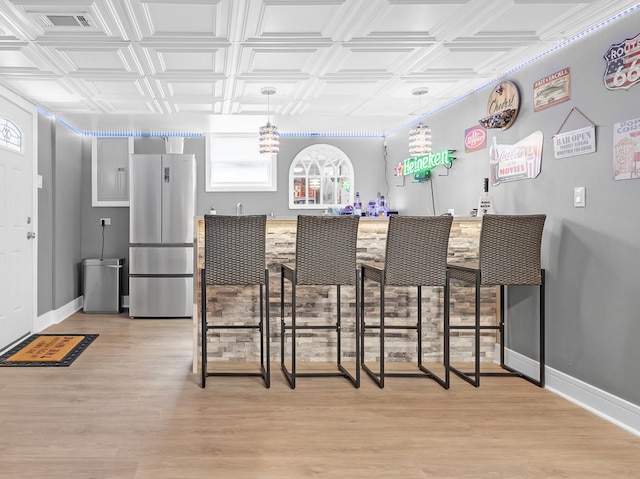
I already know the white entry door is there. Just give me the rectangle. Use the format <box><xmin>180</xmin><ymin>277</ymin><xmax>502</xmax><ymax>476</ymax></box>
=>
<box><xmin>0</xmin><ymin>87</ymin><xmax>36</xmax><ymax>351</ymax></box>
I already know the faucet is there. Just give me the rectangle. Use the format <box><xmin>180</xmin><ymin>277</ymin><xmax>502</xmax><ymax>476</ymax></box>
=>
<box><xmin>236</xmin><ymin>202</ymin><xmax>243</xmax><ymax>215</ymax></box>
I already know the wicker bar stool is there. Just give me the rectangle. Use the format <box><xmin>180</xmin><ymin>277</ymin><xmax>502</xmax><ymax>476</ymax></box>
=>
<box><xmin>360</xmin><ymin>215</ymin><xmax>453</xmax><ymax>389</ymax></box>
<box><xmin>200</xmin><ymin>215</ymin><xmax>269</xmax><ymax>388</ymax></box>
<box><xmin>446</xmin><ymin>214</ymin><xmax>546</xmax><ymax>388</ymax></box>
<box><xmin>280</xmin><ymin>215</ymin><xmax>360</xmax><ymax>389</ymax></box>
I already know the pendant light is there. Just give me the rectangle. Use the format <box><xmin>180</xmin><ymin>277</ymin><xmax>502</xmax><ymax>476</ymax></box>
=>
<box><xmin>259</xmin><ymin>87</ymin><xmax>279</xmax><ymax>154</ymax></box>
<box><xmin>408</xmin><ymin>87</ymin><xmax>432</xmax><ymax>157</ymax></box>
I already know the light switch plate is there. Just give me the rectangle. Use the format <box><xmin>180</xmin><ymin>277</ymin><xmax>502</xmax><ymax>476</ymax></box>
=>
<box><xmin>574</xmin><ymin>186</ymin><xmax>586</xmax><ymax>207</ymax></box>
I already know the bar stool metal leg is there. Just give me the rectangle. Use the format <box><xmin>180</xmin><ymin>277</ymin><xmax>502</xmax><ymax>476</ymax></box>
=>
<box><xmin>201</xmin><ymin>268</ymin><xmax>207</xmax><ymax>388</ymax></box>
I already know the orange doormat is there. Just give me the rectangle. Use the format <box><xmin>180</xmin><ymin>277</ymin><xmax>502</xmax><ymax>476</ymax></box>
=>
<box><xmin>0</xmin><ymin>334</ymin><xmax>98</xmax><ymax>367</ymax></box>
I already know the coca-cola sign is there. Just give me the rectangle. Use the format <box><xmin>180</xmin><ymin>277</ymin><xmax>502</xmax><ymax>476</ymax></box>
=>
<box><xmin>464</xmin><ymin>125</ymin><xmax>486</xmax><ymax>152</ymax></box>
<box><xmin>489</xmin><ymin>131</ymin><xmax>543</xmax><ymax>186</ymax></box>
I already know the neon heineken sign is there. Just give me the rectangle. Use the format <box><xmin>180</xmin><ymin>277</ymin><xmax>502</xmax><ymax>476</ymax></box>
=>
<box><xmin>395</xmin><ymin>149</ymin><xmax>456</xmax><ymax>181</ymax></box>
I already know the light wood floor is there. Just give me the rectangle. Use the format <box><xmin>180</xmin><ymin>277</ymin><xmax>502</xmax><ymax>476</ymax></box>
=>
<box><xmin>0</xmin><ymin>312</ymin><xmax>638</xmax><ymax>479</ymax></box>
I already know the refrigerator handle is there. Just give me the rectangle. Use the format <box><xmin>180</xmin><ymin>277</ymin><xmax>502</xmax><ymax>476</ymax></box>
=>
<box><xmin>164</xmin><ymin>167</ymin><xmax>170</xmax><ymax>183</ymax></box>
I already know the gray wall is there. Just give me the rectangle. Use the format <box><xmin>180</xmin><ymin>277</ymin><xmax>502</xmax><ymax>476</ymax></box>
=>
<box><xmin>37</xmin><ymin>113</ymin><xmax>84</xmax><ymax>313</ymax></box>
<box><xmin>80</xmin><ymin>138</ymin><xmax>130</xmax><ymax>295</ymax></box>
<box><xmin>385</xmin><ymin>11</ymin><xmax>640</xmax><ymax>406</ymax></box>
<box><xmin>53</xmin><ymin>121</ymin><xmax>83</xmax><ymax>306</ymax></box>
<box><xmin>36</xmin><ymin>113</ymin><xmax>54</xmax><ymax>316</ymax></box>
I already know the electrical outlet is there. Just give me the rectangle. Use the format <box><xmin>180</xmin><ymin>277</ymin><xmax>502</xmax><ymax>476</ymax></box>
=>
<box><xmin>100</xmin><ymin>218</ymin><xmax>111</xmax><ymax>226</ymax></box>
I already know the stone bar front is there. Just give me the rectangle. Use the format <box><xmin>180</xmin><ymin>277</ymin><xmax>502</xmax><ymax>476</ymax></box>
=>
<box><xmin>192</xmin><ymin>216</ymin><xmax>497</xmax><ymax>372</ymax></box>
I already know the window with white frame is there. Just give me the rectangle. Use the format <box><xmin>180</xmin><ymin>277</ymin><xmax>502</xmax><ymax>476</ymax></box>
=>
<box><xmin>206</xmin><ymin>133</ymin><xmax>277</xmax><ymax>192</ymax></box>
<box><xmin>0</xmin><ymin>117</ymin><xmax>22</xmax><ymax>152</ymax></box>
<box><xmin>289</xmin><ymin>144</ymin><xmax>354</xmax><ymax>209</ymax></box>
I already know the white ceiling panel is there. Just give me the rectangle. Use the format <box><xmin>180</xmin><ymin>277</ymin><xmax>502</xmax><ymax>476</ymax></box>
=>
<box><xmin>249</xmin><ymin>49</ymin><xmax>316</xmax><ymax>73</ymax></box>
<box><xmin>481</xmin><ymin>3</ymin><xmax>578</xmax><ymax>34</ymax></box>
<box><xmin>144</xmin><ymin>2</ymin><xmax>218</xmax><ymax>35</ymax></box>
<box><xmin>167</xmin><ymin>81</ymin><xmax>218</xmax><ymax>97</ymax></box>
<box><xmin>0</xmin><ymin>0</ymin><xmax>637</xmax><ymax>134</ymax></box>
<box><xmin>87</xmin><ymin>79</ymin><xmax>146</xmax><ymax>97</ymax></box>
<box><xmin>369</xmin><ymin>2</ymin><xmax>461</xmax><ymax>34</ymax></box>
<box><xmin>8</xmin><ymin>80</ymin><xmax>82</xmax><ymax>102</ymax></box>
<box><xmin>0</xmin><ymin>49</ymin><xmax>38</xmax><ymax>68</ymax></box>
<box><xmin>102</xmin><ymin>100</ymin><xmax>158</xmax><ymax>113</ymax></box>
<box><xmin>337</xmin><ymin>48</ymin><xmax>412</xmax><ymax>73</ymax></box>
<box><xmin>159</xmin><ymin>50</ymin><xmax>216</xmax><ymax>72</ymax></box>
<box><xmin>317</xmin><ymin>80</ymin><xmax>384</xmax><ymax>97</ymax></box>
<box><xmin>175</xmin><ymin>103</ymin><xmax>215</xmax><ymax>112</ymax></box>
<box><xmin>257</xmin><ymin>3</ymin><xmax>337</xmax><ymax>36</ymax></box>
<box><xmin>61</xmin><ymin>48</ymin><xmax>130</xmax><ymax>71</ymax></box>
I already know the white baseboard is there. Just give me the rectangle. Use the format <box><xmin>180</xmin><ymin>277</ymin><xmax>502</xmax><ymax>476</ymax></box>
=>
<box><xmin>122</xmin><ymin>295</ymin><xmax>129</xmax><ymax>308</ymax></box>
<box><xmin>495</xmin><ymin>344</ymin><xmax>640</xmax><ymax>437</ymax></box>
<box><xmin>34</xmin><ymin>296</ymin><xmax>83</xmax><ymax>332</ymax></box>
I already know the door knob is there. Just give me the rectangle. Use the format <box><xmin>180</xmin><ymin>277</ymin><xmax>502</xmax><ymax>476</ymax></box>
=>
<box><xmin>27</xmin><ymin>232</ymin><xmax>36</xmax><ymax>239</ymax></box>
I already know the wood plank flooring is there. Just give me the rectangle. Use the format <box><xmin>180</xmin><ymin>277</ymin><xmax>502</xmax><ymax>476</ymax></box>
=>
<box><xmin>0</xmin><ymin>312</ymin><xmax>638</xmax><ymax>478</ymax></box>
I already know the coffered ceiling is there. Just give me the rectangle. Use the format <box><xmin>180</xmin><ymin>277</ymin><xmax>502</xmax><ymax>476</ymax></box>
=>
<box><xmin>0</xmin><ymin>0</ymin><xmax>637</xmax><ymax>135</ymax></box>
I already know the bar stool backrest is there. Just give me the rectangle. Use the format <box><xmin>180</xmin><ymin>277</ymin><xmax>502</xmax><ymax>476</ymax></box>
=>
<box><xmin>204</xmin><ymin>215</ymin><xmax>267</xmax><ymax>285</ymax></box>
<box><xmin>295</xmin><ymin>215</ymin><xmax>360</xmax><ymax>285</ymax></box>
<box><xmin>478</xmin><ymin>214</ymin><xmax>546</xmax><ymax>286</ymax></box>
<box><xmin>384</xmin><ymin>215</ymin><xmax>453</xmax><ymax>286</ymax></box>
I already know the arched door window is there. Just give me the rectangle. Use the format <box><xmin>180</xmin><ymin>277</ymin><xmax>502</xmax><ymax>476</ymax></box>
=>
<box><xmin>0</xmin><ymin>118</ymin><xmax>22</xmax><ymax>152</ymax></box>
<box><xmin>289</xmin><ymin>144</ymin><xmax>354</xmax><ymax>209</ymax></box>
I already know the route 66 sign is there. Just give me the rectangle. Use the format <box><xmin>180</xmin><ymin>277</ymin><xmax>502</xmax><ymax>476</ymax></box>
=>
<box><xmin>604</xmin><ymin>32</ymin><xmax>640</xmax><ymax>90</ymax></box>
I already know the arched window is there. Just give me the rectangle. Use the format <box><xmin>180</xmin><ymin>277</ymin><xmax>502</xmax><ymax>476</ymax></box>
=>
<box><xmin>289</xmin><ymin>144</ymin><xmax>354</xmax><ymax>209</ymax></box>
<box><xmin>0</xmin><ymin>118</ymin><xmax>22</xmax><ymax>152</ymax></box>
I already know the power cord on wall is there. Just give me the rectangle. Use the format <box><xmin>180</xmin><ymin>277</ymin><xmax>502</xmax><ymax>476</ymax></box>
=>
<box><xmin>100</xmin><ymin>221</ymin><xmax>106</xmax><ymax>260</ymax></box>
<box><xmin>383</xmin><ymin>139</ymin><xmax>390</xmax><ymax>204</ymax></box>
<box><xmin>429</xmin><ymin>178</ymin><xmax>437</xmax><ymax>216</ymax></box>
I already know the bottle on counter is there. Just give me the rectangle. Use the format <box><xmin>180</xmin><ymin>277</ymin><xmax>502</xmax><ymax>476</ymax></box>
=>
<box><xmin>476</xmin><ymin>178</ymin><xmax>495</xmax><ymax>217</ymax></box>
<box><xmin>367</xmin><ymin>200</ymin><xmax>377</xmax><ymax>217</ymax></box>
<box><xmin>377</xmin><ymin>195</ymin><xmax>387</xmax><ymax>217</ymax></box>
<box><xmin>209</xmin><ymin>206</ymin><xmax>217</xmax><ymax>215</ymax></box>
<box><xmin>354</xmin><ymin>192</ymin><xmax>362</xmax><ymax>216</ymax></box>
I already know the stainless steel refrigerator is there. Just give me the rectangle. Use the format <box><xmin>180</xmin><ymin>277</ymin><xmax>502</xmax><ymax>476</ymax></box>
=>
<box><xmin>128</xmin><ymin>153</ymin><xmax>196</xmax><ymax>318</ymax></box>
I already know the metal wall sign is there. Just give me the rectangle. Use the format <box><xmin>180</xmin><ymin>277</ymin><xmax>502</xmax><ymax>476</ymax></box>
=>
<box><xmin>464</xmin><ymin>125</ymin><xmax>487</xmax><ymax>153</ymax></box>
<box><xmin>612</xmin><ymin>117</ymin><xmax>640</xmax><ymax>180</ymax></box>
<box><xmin>534</xmin><ymin>68</ymin><xmax>571</xmax><ymax>112</ymax></box>
<box><xmin>489</xmin><ymin>131</ymin><xmax>543</xmax><ymax>186</ymax></box>
<box><xmin>553</xmin><ymin>126</ymin><xmax>596</xmax><ymax>159</ymax></box>
<box><xmin>552</xmin><ymin>107</ymin><xmax>597</xmax><ymax>159</ymax></box>
<box><xmin>604</xmin><ymin>32</ymin><xmax>640</xmax><ymax>91</ymax></box>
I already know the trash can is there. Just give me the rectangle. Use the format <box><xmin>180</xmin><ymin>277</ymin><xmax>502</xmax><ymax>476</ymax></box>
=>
<box><xmin>82</xmin><ymin>258</ymin><xmax>125</xmax><ymax>314</ymax></box>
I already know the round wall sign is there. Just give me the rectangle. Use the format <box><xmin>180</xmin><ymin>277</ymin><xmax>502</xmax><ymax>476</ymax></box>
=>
<box><xmin>479</xmin><ymin>81</ymin><xmax>520</xmax><ymax>130</ymax></box>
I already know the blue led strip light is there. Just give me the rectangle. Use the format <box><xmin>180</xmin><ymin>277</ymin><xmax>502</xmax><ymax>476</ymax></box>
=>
<box><xmin>281</xmin><ymin>132</ymin><xmax>385</xmax><ymax>138</ymax></box>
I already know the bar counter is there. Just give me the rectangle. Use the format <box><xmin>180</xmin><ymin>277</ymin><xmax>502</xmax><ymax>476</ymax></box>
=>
<box><xmin>192</xmin><ymin>216</ymin><xmax>498</xmax><ymax>373</ymax></box>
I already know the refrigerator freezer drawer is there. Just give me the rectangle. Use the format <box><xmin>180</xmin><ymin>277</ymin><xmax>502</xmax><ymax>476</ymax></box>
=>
<box><xmin>129</xmin><ymin>277</ymin><xmax>193</xmax><ymax>318</ymax></box>
<box><xmin>129</xmin><ymin>246</ymin><xmax>194</xmax><ymax>275</ymax></box>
